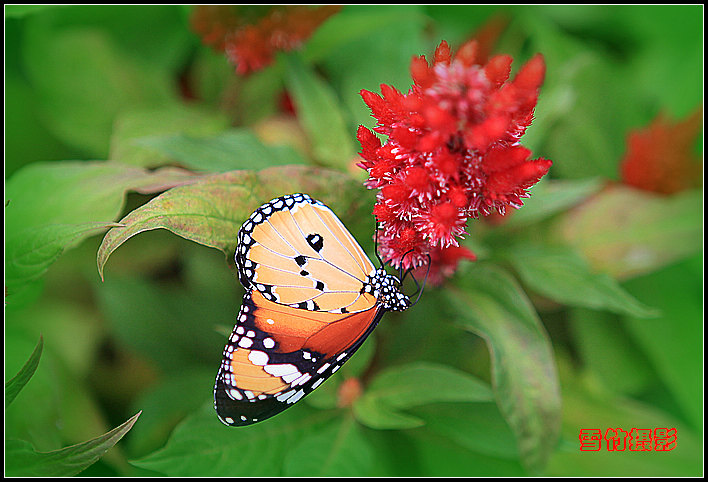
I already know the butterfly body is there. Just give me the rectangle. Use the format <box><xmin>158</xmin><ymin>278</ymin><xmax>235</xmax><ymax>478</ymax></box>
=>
<box><xmin>215</xmin><ymin>193</ymin><xmax>408</xmax><ymax>426</ymax></box>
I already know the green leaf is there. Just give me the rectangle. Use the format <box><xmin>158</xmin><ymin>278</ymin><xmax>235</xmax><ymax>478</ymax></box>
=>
<box><xmin>4</xmin><ymin>69</ymin><xmax>76</xmax><ymax>178</ymax></box>
<box><xmin>283</xmin><ymin>53</ymin><xmax>355</xmax><ymax>169</ymax></box>
<box><xmin>7</xmin><ymin>222</ymin><xmax>122</xmax><ymax>293</ymax></box>
<box><xmin>22</xmin><ymin>24</ymin><xmax>174</xmax><ymax>157</ymax></box>
<box><xmin>302</xmin><ymin>8</ymin><xmax>424</xmax><ymax>64</ymax></box>
<box><xmin>621</xmin><ymin>254</ymin><xmax>703</xmax><ymax>430</ymax></box>
<box><xmin>547</xmin><ymin>380</ymin><xmax>703</xmax><ymax>477</ymax></box>
<box><xmin>97</xmin><ymin>166</ymin><xmax>366</xmax><ymax>279</ymax></box>
<box><xmin>569</xmin><ymin>309</ymin><xmax>654</xmax><ymax>396</ymax></box>
<box><xmin>5</xmin><ymin>335</ymin><xmax>43</xmax><ymax>408</ymax></box>
<box><xmin>553</xmin><ymin>184</ymin><xmax>702</xmax><ymax>279</ymax></box>
<box><xmin>354</xmin><ymin>362</ymin><xmax>493</xmax><ymax>429</ymax></box>
<box><xmin>319</xmin><ymin>6</ymin><xmax>426</xmax><ymax>136</ymax></box>
<box><xmin>95</xmin><ymin>276</ymin><xmax>231</xmax><ymax>371</ymax></box>
<box><xmin>4</xmin><ymin>5</ymin><xmax>62</xmax><ymax>17</ymax></box>
<box><xmin>5</xmin><ymin>161</ymin><xmax>198</xmax><ymax>299</ymax></box>
<box><xmin>283</xmin><ymin>415</ymin><xmax>375</xmax><ymax>476</ymax></box>
<box><xmin>135</xmin><ymin>129</ymin><xmax>307</xmax><ymax>172</ymax></box>
<box><xmin>3</xmin><ymin>324</ymin><xmax>115</xmax><ymax>458</ymax></box>
<box><xmin>518</xmin><ymin>10</ymin><xmax>643</xmax><ymax>180</ymax></box>
<box><xmin>125</xmin><ymin>368</ymin><xmax>216</xmax><ymax>458</ymax></box>
<box><xmin>505</xmin><ymin>245</ymin><xmax>658</xmax><ymax>317</ymax></box>
<box><xmin>110</xmin><ymin>104</ymin><xmax>231</xmax><ymax>167</ymax></box>
<box><xmin>5</xmin><ymin>411</ymin><xmax>141</xmax><ymax>477</ymax></box>
<box><xmin>409</xmin><ymin>402</ymin><xmax>520</xmax><ymax>460</ymax></box>
<box><xmin>446</xmin><ymin>263</ymin><xmax>561</xmax><ymax>474</ymax></box>
<box><xmin>502</xmin><ymin>177</ymin><xmax>604</xmax><ymax>228</ymax></box>
<box><xmin>406</xmin><ymin>429</ymin><xmax>526</xmax><ymax>477</ymax></box>
<box><xmin>132</xmin><ymin>402</ymin><xmax>333</xmax><ymax>476</ymax></box>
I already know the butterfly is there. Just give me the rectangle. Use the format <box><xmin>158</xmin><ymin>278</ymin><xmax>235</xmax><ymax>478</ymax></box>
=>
<box><xmin>214</xmin><ymin>193</ymin><xmax>411</xmax><ymax>426</ymax></box>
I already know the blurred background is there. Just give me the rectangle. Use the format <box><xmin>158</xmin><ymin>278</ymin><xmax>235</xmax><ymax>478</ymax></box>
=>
<box><xmin>4</xmin><ymin>5</ymin><xmax>703</xmax><ymax>477</ymax></box>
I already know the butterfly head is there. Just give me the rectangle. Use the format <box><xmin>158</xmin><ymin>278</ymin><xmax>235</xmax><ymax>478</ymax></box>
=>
<box><xmin>366</xmin><ymin>268</ymin><xmax>410</xmax><ymax>312</ymax></box>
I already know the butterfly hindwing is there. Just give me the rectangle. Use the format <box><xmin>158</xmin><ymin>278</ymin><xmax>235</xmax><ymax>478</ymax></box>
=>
<box><xmin>214</xmin><ymin>290</ymin><xmax>383</xmax><ymax>426</ymax></box>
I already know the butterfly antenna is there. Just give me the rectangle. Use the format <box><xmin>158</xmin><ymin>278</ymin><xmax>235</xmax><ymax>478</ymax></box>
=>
<box><xmin>395</xmin><ymin>250</ymin><xmax>429</xmax><ymax>307</ymax></box>
<box><xmin>373</xmin><ymin>220</ymin><xmax>385</xmax><ymax>268</ymax></box>
<box><xmin>408</xmin><ymin>254</ymin><xmax>431</xmax><ymax>308</ymax></box>
<box><xmin>398</xmin><ymin>249</ymin><xmax>417</xmax><ymax>283</ymax></box>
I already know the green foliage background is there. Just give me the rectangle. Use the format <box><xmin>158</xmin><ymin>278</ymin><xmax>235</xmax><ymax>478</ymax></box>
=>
<box><xmin>4</xmin><ymin>5</ymin><xmax>703</xmax><ymax>477</ymax></box>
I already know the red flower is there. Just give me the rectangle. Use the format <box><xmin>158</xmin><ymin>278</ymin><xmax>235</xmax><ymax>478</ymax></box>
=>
<box><xmin>416</xmin><ymin>245</ymin><xmax>478</xmax><ymax>286</ymax></box>
<box><xmin>620</xmin><ymin>107</ymin><xmax>703</xmax><ymax>195</ymax></box>
<box><xmin>358</xmin><ymin>40</ymin><xmax>551</xmax><ymax>280</ymax></box>
<box><xmin>190</xmin><ymin>6</ymin><xmax>340</xmax><ymax>76</ymax></box>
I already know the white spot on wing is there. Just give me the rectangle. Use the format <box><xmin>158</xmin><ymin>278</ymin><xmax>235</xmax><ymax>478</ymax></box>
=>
<box><xmin>248</xmin><ymin>350</ymin><xmax>269</xmax><ymax>366</ymax></box>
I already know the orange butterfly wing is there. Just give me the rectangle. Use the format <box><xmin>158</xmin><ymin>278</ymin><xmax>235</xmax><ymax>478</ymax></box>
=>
<box><xmin>215</xmin><ymin>194</ymin><xmax>387</xmax><ymax>426</ymax></box>
<box><xmin>235</xmin><ymin>193</ymin><xmax>377</xmax><ymax>313</ymax></box>
<box><xmin>214</xmin><ymin>291</ymin><xmax>383</xmax><ymax>426</ymax></box>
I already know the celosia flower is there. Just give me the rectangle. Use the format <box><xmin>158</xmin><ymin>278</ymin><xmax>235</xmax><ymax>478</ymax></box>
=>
<box><xmin>620</xmin><ymin>107</ymin><xmax>703</xmax><ymax>195</ymax></box>
<box><xmin>358</xmin><ymin>40</ymin><xmax>552</xmax><ymax>279</ymax></box>
<box><xmin>190</xmin><ymin>5</ymin><xmax>340</xmax><ymax>75</ymax></box>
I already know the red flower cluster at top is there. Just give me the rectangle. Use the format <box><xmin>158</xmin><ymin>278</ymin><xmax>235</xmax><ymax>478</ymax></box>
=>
<box><xmin>620</xmin><ymin>107</ymin><xmax>703</xmax><ymax>195</ymax></box>
<box><xmin>358</xmin><ymin>40</ymin><xmax>552</xmax><ymax>280</ymax></box>
<box><xmin>191</xmin><ymin>5</ymin><xmax>340</xmax><ymax>75</ymax></box>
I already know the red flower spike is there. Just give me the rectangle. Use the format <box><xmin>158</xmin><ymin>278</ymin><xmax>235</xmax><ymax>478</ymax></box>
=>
<box><xmin>192</xmin><ymin>6</ymin><xmax>340</xmax><ymax>76</ymax></box>
<box><xmin>434</xmin><ymin>41</ymin><xmax>452</xmax><ymax>65</ymax></box>
<box><xmin>357</xmin><ymin>126</ymin><xmax>381</xmax><ymax>159</ymax></box>
<box><xmin>482</xmin><ymin>144</ymin><xmax>533</xmax><ymax>174</ymax></box>
<box><xmin>485</xmin><ymin>158</ymin><xmax>552</xmax><ymax>200</ymax></box>
<box><xmin>454</xmin><ymin>40</ymin><xmax>479</xmax><ymax>67</ymax></box>
<box><xmin>485</xmin><ymin>55</ymin><xmax>513</xmax><ymax>87</ymax></box>
<box><xmin>359</xmin><ymin>40</ymin><xmax>551</xmax><ymax>280</ymax></box>
<box><xmin>405</xmin><ymin>166</ymin><xmax>433</xmax><ymax>193</ymax></box>
<box><xmin>372</xmin><ymin>202</ymin><xmax>396</xmax><ymax>225</ymax></box>
<box><xmin>421</xmin><ymin>201</ymin><xmax>468</xmax><ymax>247</ymax></box>
<box><xmin>512</xmin><ymin>53</ymin><xmax>546</xmax><ymax>92</ymax></box>
<box><xmin>413</xmin><ymin>245</ymin><xmax>478</xmax><ymax>286</ymax></box>
<box><xmin>620</xmin><ymin>107</ymin><xmax>703</xmax><ymax>195</ymax></box>
<box><xmin>411</xmin><ymin>55</ymin><xmax>434</xmax><ymax>89</ymax></box>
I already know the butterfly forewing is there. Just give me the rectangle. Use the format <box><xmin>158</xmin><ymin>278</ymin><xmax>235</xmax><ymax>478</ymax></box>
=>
<box><xmin>236</xmin><ymin>194</ymin><xmax>376</xmax><ymax>313</ymax></box>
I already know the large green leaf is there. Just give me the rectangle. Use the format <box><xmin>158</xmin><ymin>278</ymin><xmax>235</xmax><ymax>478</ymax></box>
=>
<box><xmin>109</xmin><ymin>104</ymin><xmax>231</xmax><ymax>167</ymax></box>
<box><xmin>505</xmin><ymin>245</ymin><xmax>658</xmax><ymax>317</ymax></box>
<box><xmin>553</xmin><ymin>185</ymin><xmax>702</xmax><ymax>279</ymax></box>
<box><xmin>408</xmin><ymin>401</ymin><xmax>520</xmax><ymax>460</ymax></box>
<box><xmin>5</xmin><ymin>335</ymin><xmax>43</xmax><ymax>408</ymax></box>
<box><xmin>318</xmin><ymin>6</ymin><xmax>426</xmax><ymax>135</ymax></box>
<box><xmin>354</xmin><ymin>362</ymin><xmax>493</xmax><ymax>430</ymax></box>
<box><xmin>446</xmin><ymin>263</ymin><xmax>561</xmax><ymax>474</ymax></box>
<box><xmin>283</xmin><ymin>53</ymin><xmax>355</xmax><ymax>169</ymax></box>
<box><xmin>569</xmin><ymin>309</ymin><xmax>654</xmax><ymax>396</ymax></box>
<box><xmin>303</xmin><ymin>7</ymin><xmax>424</xmax><ymax>64</ymax></box>
<box><xmin>95</xmin><ymin>275</ymin><xmax>232</xmax><ymax>372</ymax></box>
<box><xmin>5</xmin><ymin>161</ymin><xmax>198</xmax><ymax>300</ymax></box>
<box><xmin>131</xmin><ymin>402</ymin><xmax>334</xmax><ymax>476</ymax></box>
<box><xmin>283</xmin><ymin>415</ymin><xmax>376</xmax><ymax>476</ymax></box>
<box><xmin>97</xmin><ymin>165</ymin><xmax>366</xmax><ymax>279</ymax></box>
<box><xmin>22</xmin><ymin>25</ymin><xmax>174</xmax><ymax>157</ymax></box>
<box><xmin>547</xmin><ymin>379</ymin><xmax>702</xmax><ymax>477</ymax></box>
<box><xmin>501</xmin><ymin>177</ymin><xmax>604</xmax><ymax>228</ymax></box>
<box><xmin>621</xmin><ymin>254</ymin><xmax>703</xmax><ymax>430</ymax></box>
<box><xmin>517</xmin><ymin>9</ymin><xmax>644</xmax><ymax>180</ymax></box>
<box><xmin>135</xmin><ymin>129</ymin><xmax>307</xmax><ymax>172</ymax></box>
<box><xmin>5</xmin><ymin>411</ymin><xmax>141</xmax><ymax>477</ymax></box>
